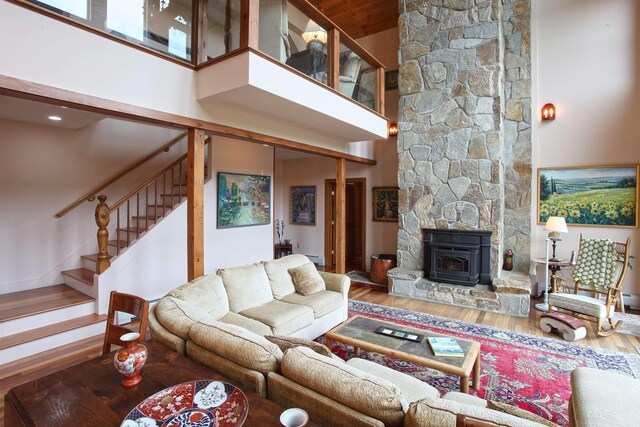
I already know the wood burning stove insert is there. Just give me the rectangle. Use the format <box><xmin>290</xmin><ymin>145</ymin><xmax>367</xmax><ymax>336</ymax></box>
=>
<box><xmin>423</xmin><ymin>229</ymin><xmax>492</xmax><ymax>286</ymax></box>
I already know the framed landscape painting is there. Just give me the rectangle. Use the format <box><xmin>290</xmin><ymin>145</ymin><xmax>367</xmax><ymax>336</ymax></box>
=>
<box><xmin>217</xmin><ymin>172</ymin><xmax>271</xmax><ymax>229</ymax></box>
<box><xmin>290</xmin><ymin>186</ymin><xmax>316</xmax><ymax>225</ymax></box>
<box><xmin>372</xmin><ymin>187</ymin><xmax>399</xmax><ymax>222</ymax></box>
<box><xmin>537</xmin><ymin>165</ymin><xmax>638</xmax><ymax>227</ymax></box>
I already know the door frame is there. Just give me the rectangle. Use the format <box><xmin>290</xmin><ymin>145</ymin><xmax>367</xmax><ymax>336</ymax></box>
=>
<box><xmin>324</xmin><ymin>177</ymin><xmax>366</xmax><ymax>271</ymax></box>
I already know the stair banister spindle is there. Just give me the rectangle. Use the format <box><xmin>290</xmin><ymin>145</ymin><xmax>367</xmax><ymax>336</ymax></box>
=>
<box><xmin>95</xmin><ymin>195</ymin><xmax>111</xmax><ymax>274</ymax></box>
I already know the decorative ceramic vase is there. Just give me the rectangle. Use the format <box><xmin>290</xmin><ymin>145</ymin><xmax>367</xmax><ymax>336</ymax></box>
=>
<box><xmin>114</xmin><ymin>332</ymin><xmax>148</xmax><ymax>387</ymax></box>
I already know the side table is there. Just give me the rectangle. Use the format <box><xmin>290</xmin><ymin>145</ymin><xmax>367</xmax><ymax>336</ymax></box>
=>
<box><xmin>274</xmin><ymin>243</ymin><xmax>292</xmax><ymax>259</ymax></box>
<box><xmin>533</xmin><ymin>258</ymin><xmax>573</xmax><ymax>278</ymax></box>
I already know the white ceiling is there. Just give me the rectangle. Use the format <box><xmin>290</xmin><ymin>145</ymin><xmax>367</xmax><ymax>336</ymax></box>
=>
<box><xmin>0</xmin><ymin>95</ymin><xmax>107</xmax><ymax>129</ymax></box>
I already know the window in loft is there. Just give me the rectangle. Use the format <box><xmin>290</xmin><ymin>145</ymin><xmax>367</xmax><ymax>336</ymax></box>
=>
<box><xmin>36</xmin><ymin>0</ymin><xmax>88</xmax><ymax>19</ymax></box>
<box><xmin>106</xmin><ymin>0</ymin><xmax>144</xmax><ymax>41</ymax></box>
<box><xmin>168</xmin><ymin>26</ymin><xmax>187</xmax><ymax>59</ymax></box>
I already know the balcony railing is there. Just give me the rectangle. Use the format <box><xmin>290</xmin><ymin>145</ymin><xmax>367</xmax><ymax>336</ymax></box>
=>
<box><xmin>16</xmin><ymin>0</ymin><xmax>385</xmax><ymax>114</ymax></box>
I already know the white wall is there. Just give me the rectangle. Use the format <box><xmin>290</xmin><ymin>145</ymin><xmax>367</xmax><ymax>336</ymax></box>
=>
<box><xmin>0</xmin><ymin>117</ymin><xmax>185</xmax><ymax>294</ymax></box>
<box><xmin>531</xmin><ymin>0</ymin><xmax>640</xmax><ymax>297</ymax></box>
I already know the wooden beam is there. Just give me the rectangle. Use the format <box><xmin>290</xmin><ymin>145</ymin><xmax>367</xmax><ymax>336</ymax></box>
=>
<box><xmin>187</xmin><ymin>129</ymin><xmax>206</xmax><ymax>281</ymax></box>
<box><xmin>335</xmin><ymin>159</ymin><xmax>346</xmax><ymax>274</ymax></box>
<box><xmin>327</xmin><ymin>28</ymin><xmax>341</xmax><ymax>90</ymax></box>
<box><xmin>240</xmin><ymin>0</ymin><xmax>260</xmax><ymax>50</ymax></box>
<box><xmin>376</xmin><ymin>67</ymin><xmax>385</xmax><ymax>116</ymax></box>
<box><xmin>194</xmin><ymin>0</ymin><xmax>208</xmax><ymax>65</ymax></box>
<box><xmin>0</xmin><ymin>74</ymin><xmax>377</xmax><ymax>166</ymax></box>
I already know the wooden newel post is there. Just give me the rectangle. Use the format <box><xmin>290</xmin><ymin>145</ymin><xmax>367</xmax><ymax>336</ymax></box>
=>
<box><xmin>95</xmin><ymin>195</ymin><xmax>111</xmax><ymax>274</ymax></box>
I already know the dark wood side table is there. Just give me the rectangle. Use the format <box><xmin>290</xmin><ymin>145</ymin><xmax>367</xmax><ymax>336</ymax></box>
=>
<box><xmin>274</xmin><ymin>243</ymin><xmax>292</xmax><ymax>259</ymax></box>
<box><xmin>4</xmin><ymin>341</ymin><xmax>317</xmax><ymax>426</ymax></box>
<box><xmin>533</xmin><ymin>258</ymin><xmax>573</xmax><ymax>277</ymax></box>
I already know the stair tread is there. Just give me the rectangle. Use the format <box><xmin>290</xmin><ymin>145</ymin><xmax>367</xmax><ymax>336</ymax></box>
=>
<box><xmin>108</xmin><ymin>239</ymin><xmax>128</xmax><ymax>248</ymax></box>
<box><xmin>0</xmin><ymin>314</ymin><xmax>106</xmax><ymax>350</ymax></box>
<box><xmin>0</xmin><ymin>284</ymin><xmax>94</xmax><ymax>323</ymax></box>
<box><xmin>116</xmin><ymin>227</ymin><xmax>145</xmax><ymax>232</ymax></box>
<box><xmin>62</xmin><ymin>268</ymin><xmax>95</xmax><ymax>286</ymax></box>
<box><xmin>81</xmin><ymin>253</ymin><xmax>113</xmax><ymax>262</ymax></box>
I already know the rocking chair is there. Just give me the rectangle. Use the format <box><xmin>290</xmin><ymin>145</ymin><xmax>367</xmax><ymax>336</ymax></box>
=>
<box><xmin>547</xmin><ymin>234</ymin><xmax>631</xmax><ymax>337</ymax></box>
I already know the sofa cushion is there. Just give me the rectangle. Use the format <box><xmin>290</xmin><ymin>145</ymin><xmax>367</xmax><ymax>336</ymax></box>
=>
<box><xmin>218</xmin><ymin>263</ymin><xmax>273</xmax><ymax>313</ymax></box>
<box><xmin>346</xmin><ymin>357</ymin><xmax>438</xmax><ymax>404</ymax></box>
<box><xmin>240</xmin><ymin>300</ymin><xmax>314</xmax><ymax>336</ymax></box>
<box><xmin>442</xmin><ymin>392</ymin><xmax>488</xmax><ymax>408</ymax></box>
<box><xmin>265</xmin><ymin>335</ymin><xmax>340</xmax><ymax>360</ymax></box>
<box><xmin>219</xmin><ymin>311</ymin><xmax>273</xmax><ymax>336</ymax></box>
<box><xmin>281</xmin><ymin>346</ymin><xmax>406</xmax><ymax>427</ymax></box>
<box><xmin>487</xmin><ymin>401</ymin><xmax>558</xmax><ymax>427</ymax></box>
<box><xmin>168</xmin><ymin>274</ymin><xmax>229</xmax><ymax>319</ymax></box>
<box><xmin>404</xmin><ymin>397</ymin><xmax>549</xmax><ymax>427</ymax></box>
<box><xmin>263</xmin><ymin>254</ymin><xmax>311</xmax><ymax>299</ymax></box>
<box><xmin>155</xmin><ymin>297</ymin><xmax>213</xmax><ymax>340</ymax></box>
<box><xmin>189</xmin><ymin>318</ymin><xmax>282</xmax><ymax>374</ymax></box>
<box><xmin>279</xmin><ymin>290</ymin><xmax>343</xmax><ymax>318</ymax></box>
<box><xmin>289</xmin><ymin>262</ymin><xmax>325</xmax><ymax>296</ymax></box>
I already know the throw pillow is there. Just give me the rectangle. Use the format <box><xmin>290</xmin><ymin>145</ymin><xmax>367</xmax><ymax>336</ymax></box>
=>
<box><xmin>265</xmin><ymin>335</ymin><xmax>340</xmax><ymax>361</ymax></box>
<box><xmin>288</xmin><ymin>262</ymin><xmax>325</xmax><ymax>296</ymax></box>
<box><xmin>487</xmin><ymin>401</ymin><xmax>557</xmax><ymax>427</ymax></box>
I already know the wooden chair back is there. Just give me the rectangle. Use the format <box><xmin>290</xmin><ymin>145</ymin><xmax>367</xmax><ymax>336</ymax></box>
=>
<box><xmin>102</xmin><ymin>291</ymin><xmax>149</xmax><ymax>355</ymax></box>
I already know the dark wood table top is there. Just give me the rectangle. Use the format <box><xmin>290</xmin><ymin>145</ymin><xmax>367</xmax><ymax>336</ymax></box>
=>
<box><xmin>5</xmin><ymin>341</ymin><xmax>296</xmax><ymax>426</ymax></box>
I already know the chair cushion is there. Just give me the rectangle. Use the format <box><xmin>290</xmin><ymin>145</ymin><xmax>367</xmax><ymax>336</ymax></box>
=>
<box><xmin>155</xmin><ymin>297</ymin><xmax>213</xmax><ymax>340</ymax></box>
<box><xmin>404</xmin><ymin>397</ymin><xmax>549</xmax><ymax>427</ymax></box>
<box><xmin>263</xmin><ymin>254</ymin><xmax>311</xmax><ymax>299</ymax></box>
<box><xmin>548</xmin><ymin>293</ymin><xmax>610</xmax><ymax>319</ymax></box>
<box><xmin>168</xmin><ymin>274</ymin><xmax>229</xmax><ymax>319</ymax></box>
<box><xmin>346</xmin><ymin>357</ymin><xmax>439</xmax><ymax>404</ymax></box>
<box><xmin>570</xmin><ymin>367</ymin><xmax>640</xmax><ymax>427</ymax></box>
<box><xmin>218</xmin><ymin>263</ymin><xmax>273</xmax><ymax>313</ymax></box>
<box><xmin>219</xmin><ymin>311</ymin><xmax>272</xmax><ymax>336</ymax></box>
<box><xmin>280</xmin><ymin>290</ymin><xmax>342</xmax><ymax>318</ymax></box>
<box><xmin>281</xmin><ymin>346</ymin><xmax>406</xmax><ymax>427</ymax></box>
<box><xmin>289</xmin><ymin>262</ymin><xmax>326</xmax><ymax>296</ymax></box>
<box><xmin>265</xmin><ymin>335</ymin><xmax>338</xmax><ymax>360</ymax></box>
<box><xmin>487</xmin><ymin>401</ymin><xmax>558</xmax><ymax>427</ymax></box>
<box><xmin>189</xmin><ymin>318</ymin><xmax>282</xmax><ymax>374</ymax></box>
<box><xmin>240</xmin><ymin>300</ymin><xmax>314</xmax><ymax>336</ymax></box>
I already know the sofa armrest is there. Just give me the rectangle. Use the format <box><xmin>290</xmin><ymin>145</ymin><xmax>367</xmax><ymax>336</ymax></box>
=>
<box><xmin>148</xmin><ymin>304</ymin><xmax>187</xmax><ymax>355</ymax></box>
<box><xmin>319</xmin><ymin>271</ymin><xmax>350</xmax><ymax>297</ymax></box>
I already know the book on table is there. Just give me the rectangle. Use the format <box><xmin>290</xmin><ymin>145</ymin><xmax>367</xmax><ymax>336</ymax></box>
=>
<box><xmin>427</xmin><ymin>336</ymin><xmax>465</xmax><ymax>357</ymax></box>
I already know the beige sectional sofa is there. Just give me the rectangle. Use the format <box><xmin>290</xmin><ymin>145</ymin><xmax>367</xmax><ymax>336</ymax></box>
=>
<box><xmin>149</xmin><ymin>254</ymin><xmax>350</xmax><ymax>396</ymax></box>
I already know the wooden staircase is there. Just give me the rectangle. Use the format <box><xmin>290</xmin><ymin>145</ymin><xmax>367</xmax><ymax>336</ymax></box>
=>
<box><xmin>0</xmin><ymin>142</ymin><xmax>208</xmax><ymax>365</ymax></box>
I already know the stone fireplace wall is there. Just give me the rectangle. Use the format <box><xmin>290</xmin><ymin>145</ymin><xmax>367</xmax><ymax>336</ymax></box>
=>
<box><xmin>397</xmin><ymin>0</ymin><xmax>531</xmax><ymax>276</ymax></box>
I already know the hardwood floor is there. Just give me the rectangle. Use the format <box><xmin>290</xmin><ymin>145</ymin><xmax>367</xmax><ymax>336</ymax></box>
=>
<box><xmin>1</xmin><ymin>282</ymin><xmax>639</xmax><ymax>426</ymax></box>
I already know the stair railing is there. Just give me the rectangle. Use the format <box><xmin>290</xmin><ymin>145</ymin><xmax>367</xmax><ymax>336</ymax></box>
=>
<box><xmin>56</xmin><ymin>132</ymin><xmax>188</xmax><ymax>218</ymax></box>
<box><xmin>94</xmin><ymin>139</ymin><xmax>210</xmax><ymax>273</ymax></box>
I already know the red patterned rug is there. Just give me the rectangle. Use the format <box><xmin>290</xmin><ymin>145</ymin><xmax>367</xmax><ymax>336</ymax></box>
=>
<box><xmin>319</xmin><ymin>301</ymin><xmax>640</xmax><ymax>426</ymax></box>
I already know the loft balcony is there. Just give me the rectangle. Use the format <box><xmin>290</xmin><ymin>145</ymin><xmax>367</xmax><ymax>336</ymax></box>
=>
<box><xmin>13</xmin><ymin>0</ymin><xmax>389</xmax><ymax>143</ymax></box>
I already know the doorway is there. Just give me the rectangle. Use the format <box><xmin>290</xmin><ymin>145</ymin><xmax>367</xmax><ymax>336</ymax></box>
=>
<box><xmin>324</xmin><ymin>178</ymin><xmax>366</xmax><ymax>271</ymax></box>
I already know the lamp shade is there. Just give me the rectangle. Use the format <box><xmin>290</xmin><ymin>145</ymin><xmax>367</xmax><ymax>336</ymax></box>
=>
<box><xmin>544</xmin><ymin>216</ymin><xmax>568</xmax><ymax>238</ymax></box>
<box><xmin>302</xmin><ymin>20</ymin><xmax>327</xmax><ymax>44</ymax></box>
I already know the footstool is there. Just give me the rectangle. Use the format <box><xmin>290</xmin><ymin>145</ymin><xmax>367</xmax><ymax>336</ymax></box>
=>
<box><xmin>540</xmin><ymin>312</ymin><xmax>586</xmax><ymax>342</ymax></box>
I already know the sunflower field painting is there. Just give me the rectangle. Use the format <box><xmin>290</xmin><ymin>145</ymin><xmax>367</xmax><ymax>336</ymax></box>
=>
<box><xmin>537</xmin><ymin>166</ymin><xmax>638</xmax><ymax>227</ymax></box>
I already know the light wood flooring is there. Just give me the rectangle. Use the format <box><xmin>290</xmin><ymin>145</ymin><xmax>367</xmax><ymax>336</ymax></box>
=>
<box><xmin>1</xmin><ymin>282</ymin><xmax>639</xmax><ymax>426</ymax></box>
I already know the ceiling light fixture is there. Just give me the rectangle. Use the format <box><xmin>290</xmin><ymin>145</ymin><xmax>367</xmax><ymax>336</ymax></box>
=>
<box><xmin>48</xmin><ymin>115</ymin><xmax>62</xmax><ymax>121</ymax></box>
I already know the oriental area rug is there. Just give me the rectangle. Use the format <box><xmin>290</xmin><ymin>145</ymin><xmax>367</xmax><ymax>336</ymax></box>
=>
<box><xmin>319</xmin><ymin>300</ymin><xmax>640</xmax><ymax>426</ymax></box>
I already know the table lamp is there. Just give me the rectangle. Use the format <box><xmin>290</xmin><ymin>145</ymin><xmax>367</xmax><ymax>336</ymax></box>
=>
<box><xmin>543</xmin><ymin>216</ymin><xmax>568</xmax><ymax>261</ymax></box>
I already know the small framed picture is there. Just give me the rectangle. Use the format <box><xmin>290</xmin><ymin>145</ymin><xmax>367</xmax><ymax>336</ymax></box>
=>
<box><xmin>372</xmin><ymin>187</ymin><xmax>399</xmax><ymax>222</ymax></box>
<box><xmin>290</xmin><ymin>186</ymin><xmax>316</xmax><ymax>225</ymax></box>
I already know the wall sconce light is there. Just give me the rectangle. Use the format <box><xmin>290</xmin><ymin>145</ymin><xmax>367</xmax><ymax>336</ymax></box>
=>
<box><xmin>388</xmin><ymin>122</ymin><xmax>398</xmax><ymax>137</ymax></box>
<box><xmin>541</xmin><ymin>103</ymin><xmax>556</xmax><ymax>121</ymax></box>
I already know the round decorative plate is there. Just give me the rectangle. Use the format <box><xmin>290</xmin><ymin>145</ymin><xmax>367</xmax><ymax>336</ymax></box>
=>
<box><xmin>121</xmin><ymin>380</ymin><xmax>249</xmax><ymax>427</ymax></box>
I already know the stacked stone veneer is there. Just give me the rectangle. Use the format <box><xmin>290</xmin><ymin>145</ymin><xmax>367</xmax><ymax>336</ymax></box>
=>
<box><xmin>391</xmin><ymin>0</ymin><xmax>532</xmax><ymax>316</ymax></box>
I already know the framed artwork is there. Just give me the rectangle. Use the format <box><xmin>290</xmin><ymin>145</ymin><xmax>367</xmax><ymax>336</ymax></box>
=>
<box><xmin>290</xmin><ymin>186</ymin><xmax>316</xmax><ymax>225</ymax></box>
<box><xmin>217</xmin><ymin>172</ymin><xmax>271</xmax><ymax>229</ymax></box>
<box><xmin>372</xmin><ymin>187</ymin><xmax>399</xmax><ymax>222</ymax></box>
<box><xmin>385</xmin><ymin>69</ymin><xmax>399</xmax><ymax>91</ymax></box>
<box><xmin>537</xmin><ymin>165</ymin><xmax>638</xmax><ymax>227</ymax></box>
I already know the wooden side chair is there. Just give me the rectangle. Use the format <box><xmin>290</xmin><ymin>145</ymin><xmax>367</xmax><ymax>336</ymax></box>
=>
<box><xmin>548</xmin><ymin>234</ymin><xmax>631</xmax><ymax>336</ymax></box>
<box><xmin>102</xmin><ymin>291</ymin><xmax>150</xmax><ymax>354</ymax></box>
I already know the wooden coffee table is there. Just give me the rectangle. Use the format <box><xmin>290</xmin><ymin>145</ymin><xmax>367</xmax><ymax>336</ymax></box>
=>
<box><xmin>4</xmin><ymin>341</ymin><xmax>316</xmax><ymax>426</ymax></box>
<box><xmin>325</xmin><ymin>315</ymin><xmax>481</xmax><ymax>393</ymax></box>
